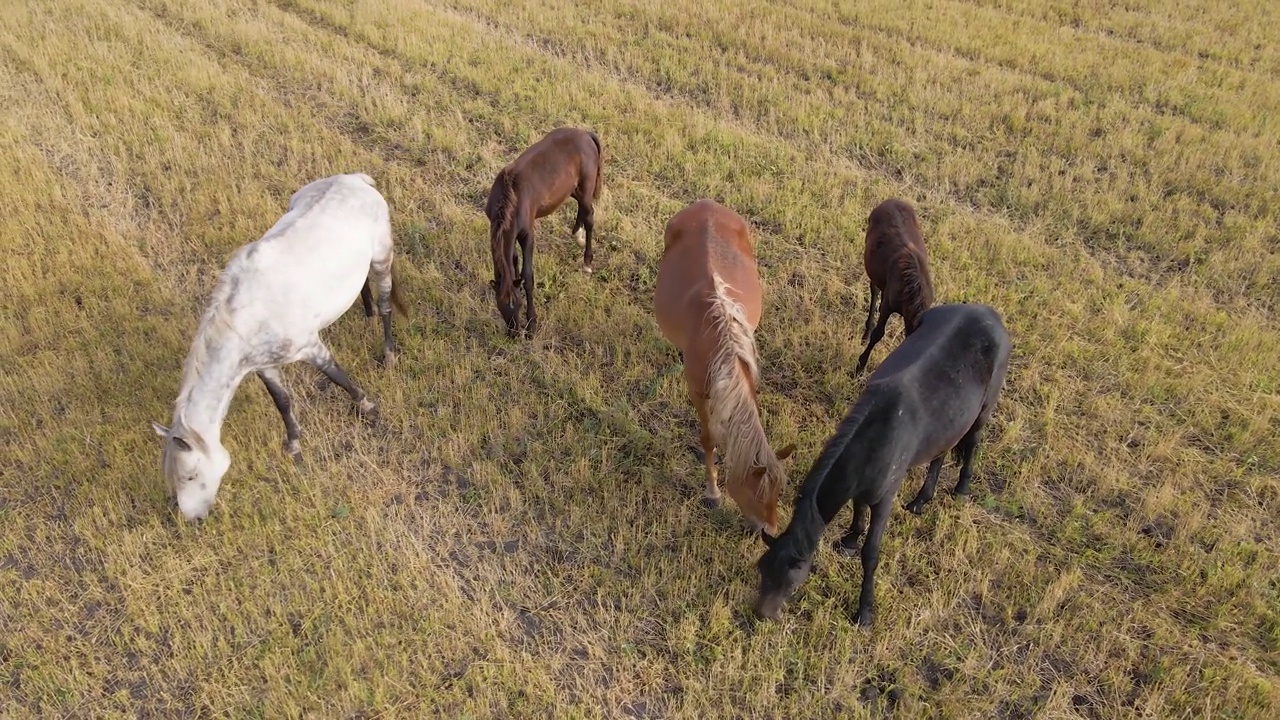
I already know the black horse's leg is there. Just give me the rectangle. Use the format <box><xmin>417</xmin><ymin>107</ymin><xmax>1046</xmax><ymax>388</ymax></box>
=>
<box><xmin>856</xmin><ymin>499</ymin><xmax>893</xmax><ymax>627</ymax></box>
<box><xmin>305</xmin><ymin>340</ymin><xmax>377</xmax><ymax>421</ymax></box>
<box><xmin>360</xmin><ymin>279</ymin><xmax>375</xmax><ymax>318</ymax></box>
<box><xmin>520</xmin><ymin>228</ymin><xmax>536</xmax><ymax>336</ymax></box>
<box><xmin>855</xmin><ymin>306</ymin><xmax>891</xmax><ymax>375</ymax></box>
<box><xmin>862</xmin><ymin>282</ymin><xmax>879</xmax><ymax>342</ymax></box>
<box><xmin>952</xmin><ymin>421</ymin><xmax>986</xmax><ymax>498</ymax></box>
<box><xmin>257</xmin><ymin>367</ymin><xmax>302</xmax><ymax>462</ymax></box>
<box><xmin>904</xmin><ymin>456</ymin><xmax>946</xmax><ymax>514</ymax></box>
<box><xmin>834</xmin><ymin>502</ymin><xmax>868</xmax><ymax>557</ymax></box>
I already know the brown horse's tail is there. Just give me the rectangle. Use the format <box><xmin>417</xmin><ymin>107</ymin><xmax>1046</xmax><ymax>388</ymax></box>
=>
<box><xmin>389</xmin><ymin>264</ymin><xmax>409</xmax><ymax>317</ymax></box>
<box><xmin>898</xmin><ymin>250</ymin><xmax>934</xmax><ymax>334</ymax></box>
<box><xmin>489</xmin><ymin>167</ymin><xmax>520</xmax><ymax>304</ymax></box>
<box><xmin>587</xmin><ymin>130</ymin><xmax>604</xmax><ymax>200</ymax></box>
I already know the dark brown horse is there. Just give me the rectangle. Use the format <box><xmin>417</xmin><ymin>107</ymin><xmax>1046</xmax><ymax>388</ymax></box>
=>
<box><xmin>486</xmin><ymin>127</ymin><xmax>604</xmax><ymax>338</ymax></box>
<box><xmin>856</xmin><ymin>198</ymin><xmax>935</xmax><ymax>375</ymax></box>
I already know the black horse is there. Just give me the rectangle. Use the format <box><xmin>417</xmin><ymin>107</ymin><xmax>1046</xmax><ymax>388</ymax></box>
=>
<box><xmin>752</xmin><ymin>303</ymin><xmax>1012</xmax><ymax>626</ymax></box>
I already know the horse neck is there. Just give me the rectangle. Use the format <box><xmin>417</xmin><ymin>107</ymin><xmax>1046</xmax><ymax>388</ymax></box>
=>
<box><xmin>172</xmin><ymin>311</ymin><xmax>251</xmax><ymax>444</ymax></box>
<box><xmin>702</xmin><ymin>274</ymin><xmax>770</xmax><ymax>486</ymax></box>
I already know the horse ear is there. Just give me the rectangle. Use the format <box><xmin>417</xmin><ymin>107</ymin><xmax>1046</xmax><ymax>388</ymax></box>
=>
<box><xmin>761</xmin><ymin>530</ymin><xmax>777</xmax><ymax>547</ymax></box>
<box><xmin>151</xmin><ymin>422</ymin><xmax>170</xmax><ymax>438</ymax></box>
<box><xmin>775</xmin><ymin>443</ymin><xmax>797</xmax><ymax>461</ymax></box>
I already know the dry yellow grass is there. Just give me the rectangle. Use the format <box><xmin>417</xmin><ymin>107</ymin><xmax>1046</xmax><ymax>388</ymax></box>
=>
<box><xmin>1</xmin><ymin>0</ymin><xmax>1277</xmax><ymax>716</ymax></box>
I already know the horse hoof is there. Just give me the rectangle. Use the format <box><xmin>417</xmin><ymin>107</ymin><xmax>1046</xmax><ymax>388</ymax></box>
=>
<box><xmin>857</xmin><ymin>610</ymin><xmax>874</xmax><ymax>628</ymax></box>
<box><xmin>833</xmin><ymin>539</ymin><xmax>859</xmax><ymax>557</ymax></box>
<box><xmin>701</xmin><ymin>495</ymin><xmax>722</xmax><ymax>510</ymax></box>
<box><xmin>905</xmin><ymin>501</ymin><xmax>926</xmax><ymax>515</ymax></box>
<box><xmin>582</xmin><ymin>264</ymin><xmax>593</xmax><ymax>275</ymax></box>
<box><xmin>381</xmin><ymin>349</ymin><xmax>398</xmax><ymax>369</ymax></box>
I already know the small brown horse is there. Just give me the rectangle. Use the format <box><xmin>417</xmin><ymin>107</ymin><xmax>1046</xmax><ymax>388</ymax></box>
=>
<box><xmin>654</xmin><ymin>199</ymin><xmax>796</xmax><ymax>536</ymax></box>
<box><xmin>856</xmin><ymin>198</ymin><xmax>936</xmax><ymax>375</ymax></box>
<box><xmin>487</xmin><ymin>126</ymin><xmax>604</xmax><ymax>338</ymax></box>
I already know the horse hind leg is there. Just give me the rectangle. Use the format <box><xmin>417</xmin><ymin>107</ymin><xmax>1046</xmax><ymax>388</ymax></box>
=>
<box><xmin>951</xmin><ymin>418</ymin><xmax>988</xmax><ymax>498</ymax></box>
<box><xmin>572</xmin><ymin>188</ymin><xmax>596</xmax><ymax>275</ymax></box>
<box><xmin>258</xmin><ymin>367</ymin><xmax>302</xmax><ymax>462</ymax></box>
<box><xmin>904</xmin><ymin>455</ymin><xmax>946</xmax><ymax>515</ymax></box>
<box><xmin>862</xmin><ymin>282</ymin><xmax>879</xmax><ymax>342</ymax></box>
<box><xmin>855</xmin><ymin>303</ymin><xmax>891</xmax><ymax>376</ymax></box>
<box><xmin>371</xmin><ymin>259</ymin><xmax>399</xmax><ymax>368</ymax></box>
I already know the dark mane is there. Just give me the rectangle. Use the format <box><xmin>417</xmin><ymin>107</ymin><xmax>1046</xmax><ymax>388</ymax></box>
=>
<box><xmin>488</xmin><ymin>166</ymin><xmax>519</xmax><ymax>305</ymax></box>
<box><xmin>758</xmin><ymin>389</ymin><xmax>886</xmax><ymax>572</ymax></box>
<box><xmin>897</xmin><ymin>250</ymin><xmax>935</xmax><ymax>333</ymax></box>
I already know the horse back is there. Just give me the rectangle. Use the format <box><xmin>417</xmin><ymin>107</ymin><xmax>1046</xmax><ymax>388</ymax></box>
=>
<box><xmin>655</xmin><ymin>200</ymin><xmax>761</xmax><ymax>348</ymax></box>
<box><xmin>505</xmin><ymin>127</ymin><xmax>600</xmax><ymax>219</ymax></box>
<box><xmin>868</xmin><ymin>304</ymin><xmax>1010</xmax><ymax>461</ymax></box>
<box><xmin>864</xmin><ymin>198</ymin><xmax>928</xmax><ymax>286</ymax></box>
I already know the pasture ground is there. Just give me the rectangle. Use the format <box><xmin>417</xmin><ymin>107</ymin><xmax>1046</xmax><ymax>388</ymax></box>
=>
<box><xmin>1</xmin><ymin>0</ymin><xmax>1277</xmax><ymax>717</ymax></box>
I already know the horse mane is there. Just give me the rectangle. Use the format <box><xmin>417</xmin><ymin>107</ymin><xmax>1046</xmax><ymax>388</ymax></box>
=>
<box><xmin>704</xmin><ymin>271</ymin><xmax>780</xmax><ymax>500</ymax></box>
<box><xmin>897</xmin><ymin>249</ymin><xmax>935</xmax><ymax>333</ymax></box>
<box><xmin>489</xmin><ymin>166</ymin><xmax>520</xmax><ymax>305</ymax></box>
<box><xmin>760</xmin><ymin>388</ymin><xmax>885</xmax><ymax>572</ymax></box>
<box><xmin>173</xmin><ymin>262</ymin><xmax>244</xmax><ymax>424</ymax></box>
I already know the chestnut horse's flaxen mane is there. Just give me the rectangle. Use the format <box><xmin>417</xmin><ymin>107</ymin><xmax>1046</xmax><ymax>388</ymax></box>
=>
<box><xmin>703</xmin><ymin>272</ymin><xmax>782</xmax><ymax>500</ymax></box>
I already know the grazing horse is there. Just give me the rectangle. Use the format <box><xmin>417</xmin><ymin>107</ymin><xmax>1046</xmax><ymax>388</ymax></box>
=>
<box><xmin>856</xmin><ymin>198</ymin><xmax>935</xmax><ymax>375</ymax></box>
<box><xmin>753</xmin><ymin>303</ymin><xmax>1011</xmax><ymax>626</ymax></box>
<box><xmin>487</xmin><ymin>126</ymin><xmax>603</xmax><ymax>338</ymax></box>
<box><xmin>150</xmin><ymin>172</ymin><xmax>407</xmax><ymax>522</ymax></box>
<box><xmin>653</xmin><ymin>198</ymin><xmax>796</xmax><ymax>536</ymax></box>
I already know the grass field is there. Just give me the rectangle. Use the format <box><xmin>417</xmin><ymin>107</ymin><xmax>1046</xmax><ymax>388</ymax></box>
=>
<box><xmin>1</xmin><ymin>0</ymin><xmax>1278</xmax><ymax>716</ymax></box>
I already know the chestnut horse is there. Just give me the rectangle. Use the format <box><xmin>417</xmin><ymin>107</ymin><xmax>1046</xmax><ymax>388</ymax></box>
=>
<box><xmin>856</xmin><ymin>198</ymin><xmax>935</xmax><ymax>375</ymax></box>
<box><xmin>487</xmin><ymin>126</ymin><xmax>603</xmax><ymax>338</ymax></box>
<box><xmin>654</xmin><ymin>199</ymin><xmax>795</xmax><ymax>536</ymax></box>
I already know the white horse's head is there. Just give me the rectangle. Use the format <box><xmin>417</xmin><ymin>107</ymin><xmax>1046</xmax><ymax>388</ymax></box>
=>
<box><xmin>150</xmin><ymin>421</ymin><xmax>231</xmax><ymax>522</ymax></box>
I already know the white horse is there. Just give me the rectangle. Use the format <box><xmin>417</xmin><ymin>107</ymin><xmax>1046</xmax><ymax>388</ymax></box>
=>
<box><xmin>150</xmin><ymin>172</ymin><xmax>407</xmax><ymax>522</ymax></box>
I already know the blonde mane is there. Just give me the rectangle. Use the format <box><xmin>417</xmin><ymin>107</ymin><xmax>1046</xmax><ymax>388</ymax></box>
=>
<box><xmin>704</xmin><ymin>272</ymin><xmax>779</xmax><ymax>499</ymax></box>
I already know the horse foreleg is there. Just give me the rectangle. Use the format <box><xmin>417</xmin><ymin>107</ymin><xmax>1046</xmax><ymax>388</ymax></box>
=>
<box><xmin>693</xmin><ymin>397</ymin><xmax>719</xmax><ymax>509</ymax></box>
<box><xmin>834</xmin><ymin>502</ymin><xmax>868</xmax><ymax>557</ymax></box>
<box><xmin>257</xmin><ymin>367</ymin><xmax>302</xmax><ymax>462</ymax></box>
<box><xmin>305</xmin><ymin>340</ymin><xmax>377</xmax><ymax>422</ymax></box>
<box><xmin>862</xmin><ymin>282</ymin><xmax>879</xmax><ymax>342</ymax></box>
<box><xmin>855</xmin><ymin>307</ymin><xmax>891</xmax><ymax>375</ymax></box>
<box><xmin>856</xmin><ymin>499</ymin><xmax>893</xmax><ymax>627</ymax></box>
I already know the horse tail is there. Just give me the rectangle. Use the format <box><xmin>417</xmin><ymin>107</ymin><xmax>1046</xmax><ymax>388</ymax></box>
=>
<box><xmin>489</xmin><ymin>167</ymin><xmax>520</xmax><ymax>304</ymax></box>
<box><xmin>389</xmin><ymin>263</ymin><xmax>409</xmax><ymax>317</ymax></box>
<box><xmin>587</xmin><ymin>130</ymin><xmax>604</xmax><ymax>200</ymax></box>
<box><xmin>898</xmin><ymin>250</ymin><xmax>934</xmax><ymax>334</ymax></box>
<box><xmin>704</xmin><ymin>273</ymin><xmax>776</xmax><ymax>499</ymax></box>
